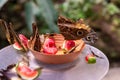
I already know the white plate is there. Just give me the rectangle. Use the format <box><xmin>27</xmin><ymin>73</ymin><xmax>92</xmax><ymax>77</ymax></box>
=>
<box><xmin>0</xmin><ymin>44</ymin><xmax>109</xmax><ymax>80</ymax></box>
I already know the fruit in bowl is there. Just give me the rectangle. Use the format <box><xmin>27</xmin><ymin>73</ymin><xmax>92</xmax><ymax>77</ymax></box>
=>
<box><xmin>63</xmin><ymin>40</ymin><xmax>76</xmax><ymax>51</ymax></box>
<box><xmin>28</xmin><ymin>32</ymin><xmax>85</xmax><ymax>64</ymax></box>
<box><xmin>42</xmin><ymin>38</ymin><xmax>58</xmax><ymax>54</ymax></box>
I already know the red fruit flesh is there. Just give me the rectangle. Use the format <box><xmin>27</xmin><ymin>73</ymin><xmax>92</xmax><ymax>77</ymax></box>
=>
<box><xmin>65</xmin><ymin>40</ymin><xmax>75</xmax><ymax>50</ymax></box>
<box><xmin>44</xmin><ymin>38</ymin><xmax>56</xmax><ymax>47</ymax></box>
<box><xmin>43</xmin><ymin>38</ymin><xmax>58</xmax><ymax>54</ymax></box>
<box><xmin>13</xmin><ymin>42</ymin><xmax>23</xmax><ymax>50</ymax></box>
<box><xmin>43</xmin><ymin>46</ymin><xmax>58</xmax><ymax>54</ymax></box>
<box><xmin>85</xmin><ymin>54</ymin><xmax>93</xmax><ymax>61</ymax></box>
<box><xmin>17</xmin><ymin>66</ymin><xmax>38</xmax><ymax>77</ymax></box>
<box><xmin>19</xmin><ymin>34</ymin><xmax>28</xmax><ymax>47</ymax></box>
<box><xmin>13</xmin><ymin>34</ymin><xmax>28</xmax><ymax>50</ymax></box>
<box><xmin>16</xmin><ymin>62</ymin><xmax>40</xmax><ymax>80</ymax></box>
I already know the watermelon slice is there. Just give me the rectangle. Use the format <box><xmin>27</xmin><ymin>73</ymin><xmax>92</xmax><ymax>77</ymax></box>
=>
<box><xmin>13</xmin><ymin>42</ymin><xmax>23</xmax><ymax>50</ymax></box>
<box><xmin>85</xmin><ymin>54</ymin><xmax>96</xmax><ymax>64</ymax></box>
<box><xmin>43</xmin><ymin>38</ymin><xmax>58</xmax><ymax>54</ymax></box>
<box><xmin>15</xmin><ymin>62</ymin><xmax>41</xmax><ymax>80</ymax></box>
<box><xmin>13</xmin><ymin>34</ymin><xmax>28</xmax><ymax>51</ymax></box>
<box><xmin>62</xmin><ymin>40</ymin><xmax>75</xmax><ymax>51</ymax></box>
<box><xmin>19</xmin><ymin>34</ymin><xmax>28</xmax><ymax>47</ymax></box>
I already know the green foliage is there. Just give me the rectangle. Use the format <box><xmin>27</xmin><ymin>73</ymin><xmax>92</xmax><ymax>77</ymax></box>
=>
<box><xmin>35</xmin><ymin>0</ymin><xmax>59</xmax><ymax>33</ymax></box>
<box><xmin>56</xmin><ymin>0</ymin><xmax>99</xmax><ymax>19</ymax></box>
<box><xmin>56</xmin><ymin>0</ymin><xmax>120</xmax><ymax>20</ymax></box>
<box><xmin>103</xmin><ymin>3</ymin><xmax>120</xmax><ymax>15</ymax></box>
<box><xmin>25</xmin><ymin>1</ymin><xmax>35</xmax><ymax>32</ymax></box>
<box><xmin>24</xmin><ymin>0</ymin><xmax>59</xmax><ymax>33</ymax></box>
<box><xmin>0</xmin><ymin>0</ymin><xmax>59</xmax><ymax>33</ymax></box>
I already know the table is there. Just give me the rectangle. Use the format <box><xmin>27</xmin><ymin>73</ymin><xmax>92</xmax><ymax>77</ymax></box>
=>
<box><xmin>0</xmin><ymin>44</ymin><xmax>109</xmax><ymax>80</ymax></box>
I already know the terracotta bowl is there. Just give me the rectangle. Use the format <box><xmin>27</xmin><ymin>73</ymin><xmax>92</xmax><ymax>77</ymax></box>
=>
<box><xmin>28</xmin><ymin>34</ymin><xmax>85</xmax><ymax>64</ymax></box>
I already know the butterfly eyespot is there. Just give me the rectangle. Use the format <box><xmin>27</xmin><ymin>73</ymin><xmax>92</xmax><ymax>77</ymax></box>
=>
<box><xmin>86</xmin><ymin>36</ymin><xmax>91</xmax><ymax>40</ymax></box>
<box><xmin>77</xmin><ymin>30</ymin><xmax>83</xmax><ymax>36</ymax></box>
<box><xmin>86</xmin><ymin>36</ymin><xmax>91</xmax><ymax>41</ymax></box>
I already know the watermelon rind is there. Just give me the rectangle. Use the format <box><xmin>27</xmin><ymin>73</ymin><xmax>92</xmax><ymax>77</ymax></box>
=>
<box><xmin>88</xmin><ymin>57</ymin><xmax>96</xmax><ymax>64</ymax></box>
<box><xmin>15</xmin><ymin>62</ymin><xmax>41</xmax><ymax>80</ymax></box>
<box><xmin>13</xmin><ymin>43</ymin><xmax>23</xmax><ymax>51</ymax></box>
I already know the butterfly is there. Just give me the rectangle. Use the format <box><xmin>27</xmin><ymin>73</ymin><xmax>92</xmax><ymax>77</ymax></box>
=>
<box><xmin>30</xmin><ymin>23</ymin><xmax>41</xmax><ymax>52</ymax></box>
<box><xmin>0</xmin><ymin>19</ymin><xmax>28</xmax><ymax>52</ymax></box>
<box><xmin>57</xmin><ymin>15</ymin><xmax>91</xmax><ymax>40</ymax></box>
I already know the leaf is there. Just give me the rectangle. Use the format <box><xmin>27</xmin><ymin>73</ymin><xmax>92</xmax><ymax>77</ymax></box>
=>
<box><xmin>106</xmin><ymin>3</ymin><xmax>120</xmax><ymax>15</ymax></box>
<box><xmin>25</xmin><ymin>1</ymin><xmax>35</xmax><ymax>32</ymax></box>
<box><xmin>0</xmin><ymin>0</ymin><xmax>7</xmax><ymax>9</ymax></box>
<box><xmin>36</xmin><ymin>0</ymin><xmax>59</xmax><ymax>33</ymax></box>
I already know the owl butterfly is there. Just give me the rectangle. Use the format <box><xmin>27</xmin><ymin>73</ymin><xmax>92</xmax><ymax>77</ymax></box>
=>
<box><xmin>30</xmin><ymin>23</ymin><xmax>41</xmax><ymax>52</ymax></box>
<box><xmin>57</xmin><ymin>16</ymin><xmax>91</xmax><ymax>40</ymax></box>
<box><xmin>0</xmin><ymin>19</ymin><xmax>27</xmax><ymax>52</ymax></box>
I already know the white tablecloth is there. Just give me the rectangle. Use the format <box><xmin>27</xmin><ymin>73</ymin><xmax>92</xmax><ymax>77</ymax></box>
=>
<box><xmin>0</xmin><ymin>45</ymin><xmax>109</xmax><ymax>80</ymax></box>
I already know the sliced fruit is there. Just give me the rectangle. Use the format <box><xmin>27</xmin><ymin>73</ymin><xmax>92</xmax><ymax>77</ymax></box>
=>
<box><xmin>56</xmin><ymin>49</ymin><xmax>67</xmax><ymax>55</ymax></box>
<box><xmin>85</xmin><ymin>54</ymin><xmax>96</xmax><ymax>64</ymax></box>
<box><xmin>43</xmin><ymin>38</ymin><xmax>58</xmax><ymax>54</ymax></box>
<box><xmin>13</xmin><ymin>42</ymin><xmax>23</xmax><ymax>50</ymax></box>
<box><xmin>16</xmin><ymin>62</ymin><xmax>41</xmax><ymax>80</ymax></box>
<box><xmin>19</xmin><ymin>34</ymin><xmax>28</xmax><ymax>47</ymax></box>
<box><xmin>43</xmin><ymin>38</ymin><xmax>56</xmax><ymax>47</ymax></box>
<box><xmin>63</xmin><ymin>40</ymin><xmax>75</xmax><ymax>51</ymax></box>
<box><xmin>43</xmin><ymin>46</ymin><xmax>58</xmax><ymax>54</ymax></box>
<box><xmin>13</xmin><ymin>34</ymin><xmax>28</xmax><ymax>50</ymax></box>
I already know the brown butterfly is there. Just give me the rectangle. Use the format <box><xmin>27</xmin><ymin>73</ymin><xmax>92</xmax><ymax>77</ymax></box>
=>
<box><xmin>0</xmin><ymin>19</ymin><xmax>27</xmax><ymax>52</ymax></box>
<box><xmin>57</xmin><ymin>16</ymin><xmax>91</xmax><ymax>40</ymax></box>
<box><xmin>30</xmin><ymin>23</ymin><xmax>41</xmax><ymax>52</ymax></box>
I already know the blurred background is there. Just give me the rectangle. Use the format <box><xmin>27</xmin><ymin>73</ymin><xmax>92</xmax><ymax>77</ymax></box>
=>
<box><xmin>0</xmin><ymin>0</ymin><xmax>120</xmax><ymax>79</ymax></box>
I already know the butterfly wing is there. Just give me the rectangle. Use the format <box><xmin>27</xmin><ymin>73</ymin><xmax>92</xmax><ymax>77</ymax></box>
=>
<box><xmin>0</xmin><ymin>20</ymin><xmax>14</xmax><ymax>44</ymax></box>
<box><xmin>30</xmin><ymin>23</ymin><xmax>41</xmax><ymax>52</ymax></box>
<box><xmin>0</xmin><ymin>20</ymin><xmax>27</xmax><ymax>52</ymax></box>
<box><xmin>83</xmin><ymin>29</ymin><xmax>98</xmax><ymax>44</ymax></box>
<box><xmin>57</xmin><ymin>16</ymin><xmax>91</xmax><ymax>40</ymax></box>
